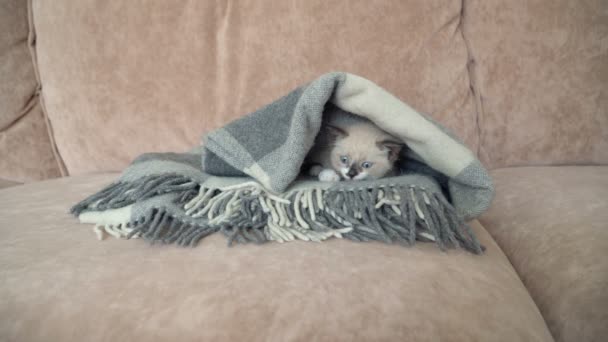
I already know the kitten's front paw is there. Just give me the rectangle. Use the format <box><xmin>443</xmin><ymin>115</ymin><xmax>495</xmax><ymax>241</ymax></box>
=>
<box><xmin>318</xmin><ymin>169</ymin><xmax>340</xmax><ymax>182</ymax></box>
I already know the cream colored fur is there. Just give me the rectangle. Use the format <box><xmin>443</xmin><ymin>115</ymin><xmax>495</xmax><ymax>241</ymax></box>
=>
<box><xmin>307</xmin><ymin>107</ymin><xmax>400</xmax><ymax>182</ymax></box>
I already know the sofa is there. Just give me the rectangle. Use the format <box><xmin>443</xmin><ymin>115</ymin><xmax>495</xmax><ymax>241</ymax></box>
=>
<box><xmin>1</xmin><ymin>1</ymin><xmax>606</xmax><ymax>341</ymax></box>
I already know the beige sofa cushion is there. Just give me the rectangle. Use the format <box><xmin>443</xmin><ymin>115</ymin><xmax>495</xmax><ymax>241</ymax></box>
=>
<box><xmin>479</xmin><ymin>166</ymin><xmax>608</xmax><ymax>342</ymax></box>
<box><xmin>0</xmin><ymin>0</ymin><xmax>61</xmax><ymax>182</ymax></box>
<box><xmin>0</xmin><ymin>174</ymin><xmax>553</xmax><ymax>341</ymax></box>
<box><xmin>0</xmin><ymin>0</ymin><xmax>36</xmax><ymax>129</ymax></box>
<box><xmin>32</xmin><ymin>0</ymin><xmax>479</xmax><ymax>175</ymax></box>
<box><xmin>464</xmin><ymin>0</ymin><xmax>608</xmax><ymax>168</ymax></box>
<box><xmin>0</xmin><ymin>102</ymin><xmax>61</xmax><ymax>181</ymax></box>
<box><xmin>0</xmin><ymin>178</ymin><xmax>20</xmax><ymax>189</ymax></box>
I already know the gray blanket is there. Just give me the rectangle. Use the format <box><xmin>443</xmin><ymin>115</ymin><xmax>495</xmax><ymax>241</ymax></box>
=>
<box><xmin>72</xmin><ymin>72</ymin><xmax>494</xmax><ymax>253</ymax></box>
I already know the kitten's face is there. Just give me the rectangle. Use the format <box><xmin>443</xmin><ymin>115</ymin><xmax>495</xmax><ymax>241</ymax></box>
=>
<box><xmin>329</xmin><ymin>134</ymin><xmax>398</xmax><ymax>181</ymax></box>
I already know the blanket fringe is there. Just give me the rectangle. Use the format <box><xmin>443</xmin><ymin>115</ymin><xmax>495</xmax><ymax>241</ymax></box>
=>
<box><xmin>176</xmin><ymin>183</ymin><xmax>483</xmax><ymax>253</ymax></box>
<box><xmin>79</xmin><ymin>180</ymin><xmax>482</xmax><ymax>253</ymax></box>
<box><xmin>91</xmin><ymin>208</ymin><xmax>223</xmax><ymax>247</ymax></box>
<box><xmin>70</xmin><ymin>174</ymin><xmax>198</xmax><ymax>216</ymax></box>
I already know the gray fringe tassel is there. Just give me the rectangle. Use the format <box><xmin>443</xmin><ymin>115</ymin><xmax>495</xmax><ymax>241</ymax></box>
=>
<box><xmin>125</xmin><ymin>208</ymin><xmax>224</xmax><ymax>247</ymax></box>
<box><xmin>321</xmin><ymin>186</ymin><xmax>483</xmax><ymax>253</ymax></box>
<box><xmin>75</xmin><ymin>179</ymin><xmax>483</xmax><ymax>254</ymax></box>
<box><xmin>70</xmin><ymin>174</ymin><xmax>198</xmax><ymax>216</ymax></box>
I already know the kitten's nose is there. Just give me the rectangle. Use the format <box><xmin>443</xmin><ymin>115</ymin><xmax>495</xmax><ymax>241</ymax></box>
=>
<box><xmin>347</xmin><ymin>168</ymin><xmax>358</xmax><ymax>178</ymax></box>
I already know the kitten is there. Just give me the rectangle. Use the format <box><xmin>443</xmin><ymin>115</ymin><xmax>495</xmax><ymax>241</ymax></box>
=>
<box><xmin>305</xmin><ymin>105</ymin><xmax>403</xmax><ymax>182</ymax></box>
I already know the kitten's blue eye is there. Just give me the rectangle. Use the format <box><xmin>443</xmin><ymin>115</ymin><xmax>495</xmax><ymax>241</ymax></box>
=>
<box><xmin>340</xmin><ymin>156</ymin><xmax>349</xmax><ymax>164</ymax></box>
<box><xmin>362</xmin><ymin>162</ymin><xmax>373</xmax><ymax>169</ymax></box>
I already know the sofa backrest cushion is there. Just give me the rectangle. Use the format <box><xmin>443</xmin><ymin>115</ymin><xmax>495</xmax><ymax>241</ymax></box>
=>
<box><xmin>0</xmin><ymin>0</ymin><xmax>61</xmax><ymax>182</ymax></box>
<box><xmin>31</xmin><ymin>0</ymin><xmax>477</xmax><ymax>175</ymax></box>
<box><xmin>464</xmin><ymin>0</ymin><xmax>608</xmax><ymax>168</ymax></box>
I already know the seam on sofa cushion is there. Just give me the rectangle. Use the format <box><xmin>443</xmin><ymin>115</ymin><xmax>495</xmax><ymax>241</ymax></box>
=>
<box><xmin>459</xmin><ymin>0</ymin><xmax>485</xmax><ymax>162</ymax></box>
<box><xmin>0</xmin><ymin>88</ymin><xmax>37</xmax><ymax>132</ymax></box>
<box><xmin>26</xmin><ymin>0</ymin><xmax>67</xmax><ymax>177</ymax></box>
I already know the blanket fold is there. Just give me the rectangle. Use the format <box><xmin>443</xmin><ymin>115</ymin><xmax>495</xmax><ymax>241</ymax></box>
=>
<box><xmin>72</xmin><ymin>72</ymin><xmax>494</xmax><ymax>254</ymax></box>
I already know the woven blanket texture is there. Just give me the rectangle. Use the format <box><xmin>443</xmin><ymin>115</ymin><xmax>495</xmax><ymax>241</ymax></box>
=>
<box><xmin>72</xmin><ymin>72</ymin><xmax>494</xmax><ymax>253</ymax></box>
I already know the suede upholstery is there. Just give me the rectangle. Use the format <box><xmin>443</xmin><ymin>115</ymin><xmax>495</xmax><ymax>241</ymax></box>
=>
<box><xmin>0</xmin><ymin>102</ymin><xmax>61</xmax><ymax>181</ymax></box>
<box><xmin>479</xmin><ymin>167</ymin><xmax>608</xmax><ymax>342</ymax></box>
<box><xmin>0</xmin><ymin>174</ymin><xmax>553</xmax><ymax>342</ymax></box>
<box><xmin>464</xmin><ymin>0</ymin><xmax>608</xmax><ymax>168</ymax></box>
<box><xmin>31</xmin><ymin>0</ymin><xmax>478</xmax><ymax>175</ymax></box>
<box><xmin>0</xmin><ymin>0</ymin><xmax>36</xmax><ymax>130</ymax></box>
<box><xmin>0</xmin><ymin>178</ymin><xmax>20</xmax><ymax>189</ymax></box>
<box><xmin>1</xmin><ymin>0</ymin><xmax>607</xmax><ymax>341</ymax></box>
<box><xmin>0</xmin><ymin>0</ymin><xmax>61</xmax><ymax>182</ymax></box>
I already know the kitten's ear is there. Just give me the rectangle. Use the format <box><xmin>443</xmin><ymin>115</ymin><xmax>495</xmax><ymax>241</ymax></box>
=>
<box><xmin>324</xmin><ymin>124</ymin><xmax>348</xmax><ymax>141</ymax></box>
<box><xmin>377</xmin><ymin>140</ymin><xmax>403</xmax><ymax>162</ymax></box>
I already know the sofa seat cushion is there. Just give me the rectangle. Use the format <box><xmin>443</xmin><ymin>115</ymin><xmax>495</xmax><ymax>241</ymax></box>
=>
<box><xmin>479</xmin><ymin>166</ymin><xmax>608</xmax><ymax>342</ymax></box>
<box><xmin>0</xmin><ymin>174</ymin><xmax>552</xmax><ymax>342</ymax></box>
<box><xmin>0</xmin><ymin>178</ymin><xmax>20</xmax><ymax>189</ymax></box>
